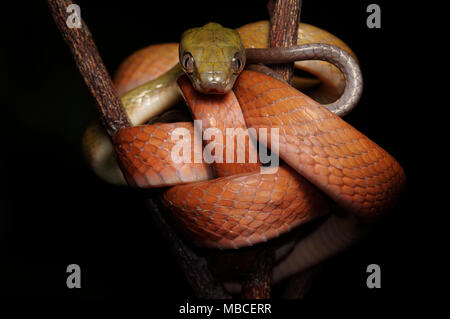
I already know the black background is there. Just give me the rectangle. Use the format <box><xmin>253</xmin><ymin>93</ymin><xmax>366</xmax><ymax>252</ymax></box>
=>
<box><xmin>0</xmin><ymin>0</ymin><xmax>431</xmax><ymax>308</ymax></box>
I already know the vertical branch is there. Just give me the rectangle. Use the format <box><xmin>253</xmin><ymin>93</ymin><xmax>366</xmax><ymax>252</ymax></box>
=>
<box><xmin>239</xmin><ymin>0</ymin><xmax>302</xmax><ymax>299</ymax></box>
<box><xmin>47</xmin><ymin>0</ymin><xmax>230</xmax><ymax>299</ymax></box>
<box><xmin>268</xmin><ymin>0</ymin><xmax>321</xmax><ymax>299</ymax></box>
<box><xmin>268</xmin><ymin>0</ymin><xmax>302</xmax><ymax>82</ymax></box>
<box><xmin>148</xmin><ymin>201</ymin><xmax>231</xmax><ymax>299</ymax></box>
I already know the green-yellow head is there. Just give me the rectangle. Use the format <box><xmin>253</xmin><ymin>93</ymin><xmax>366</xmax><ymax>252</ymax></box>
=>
<box><xmin>179</xmin><ymin>22</ymin><xmax>246</xmax><ymax>94</ymax></box>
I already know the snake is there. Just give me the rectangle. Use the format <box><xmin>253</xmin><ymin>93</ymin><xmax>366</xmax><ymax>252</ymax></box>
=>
<box><xmin>82</xmin><ymin>21</ymin><xmax>405</xmax><ymax>282</ymax></box>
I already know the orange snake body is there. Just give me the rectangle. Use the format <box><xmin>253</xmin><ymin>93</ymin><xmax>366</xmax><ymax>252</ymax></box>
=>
<box><xmin>97</xmin><ymin>21</ymin><xmax>405</xmax><ymax>277</ymax></box>
<box><xmin>115</xmin><ymin>70</ymin><xmax>405</xmax><ymax>249</ymax></box>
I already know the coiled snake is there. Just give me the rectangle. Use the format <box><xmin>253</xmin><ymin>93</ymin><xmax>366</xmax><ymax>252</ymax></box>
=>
<box><xmin>83</xmin><ymin>21</ymin><xmax>405</xmax><ymax>281</ymax></box>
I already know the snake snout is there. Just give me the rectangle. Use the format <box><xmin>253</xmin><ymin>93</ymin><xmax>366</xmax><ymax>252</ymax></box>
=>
<box><xmin>196</xmin><ymin>71</ymin><xmax>234</xmax><ymax>94</ymax></box>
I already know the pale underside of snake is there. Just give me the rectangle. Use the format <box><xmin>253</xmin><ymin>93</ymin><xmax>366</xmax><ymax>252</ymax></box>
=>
<box><xmin>82</xmin><ymin>21</ymin><xmax>405</xmax><ymax>285</ymax></box>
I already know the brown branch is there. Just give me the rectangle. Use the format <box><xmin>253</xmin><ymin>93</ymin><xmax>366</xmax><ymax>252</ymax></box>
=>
<box><xmin>47</xmin><ymin>0</ymin><xmax>229</xmax><ymax>299</ymax></box>
<box><xmin>241</xmin><ymin>248</ymin><xmax>274</xmax><ymax>299</ymax></box>
<box><xmin>47</xmin><ymin>0</ymin><xmax>130</xmax><ymax>139</ymax></box>
<box><xmin>268</xmin><ymin>0</ymin><xmax>302</xmax><ymax>82</ymax></box>
<box><xmin>268</xmin><ymin>0</ymin><xmax>321</xmax><ymax>299</ymax></box>
<box><xmin>239</xmin><ymin>0</ymin><xmax>302</xmax><ymax>299</ymax></box>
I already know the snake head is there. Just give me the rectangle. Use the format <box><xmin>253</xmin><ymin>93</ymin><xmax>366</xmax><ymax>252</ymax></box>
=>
<box><xmin>179</xmin><ymin>22</ymin><xmax>246</xmax><ymax>94</ymax></box>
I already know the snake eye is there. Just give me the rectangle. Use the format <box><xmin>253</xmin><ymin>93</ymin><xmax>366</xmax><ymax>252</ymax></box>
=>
<box><xmin>182</xmin><ymin>52</ymin><xmax>194</xmax><ymax>74</ymax></box>
<box><xmin>232</xmin><ymin>52</ymin><xmax>245</xmax><ymax>74</ymax></box>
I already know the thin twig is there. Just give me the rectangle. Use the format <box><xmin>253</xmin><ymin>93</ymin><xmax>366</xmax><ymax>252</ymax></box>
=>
<box><xmin>47</xmin><ymin>0</ymin><xmax>230</xmax><ymax>299</ymax></box>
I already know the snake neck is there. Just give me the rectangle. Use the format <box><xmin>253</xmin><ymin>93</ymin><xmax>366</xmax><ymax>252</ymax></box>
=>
<box><xmin>120</xmin><ymin>64</ymin><xmax>184</xmax><ymax>125</ymax></box>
